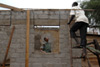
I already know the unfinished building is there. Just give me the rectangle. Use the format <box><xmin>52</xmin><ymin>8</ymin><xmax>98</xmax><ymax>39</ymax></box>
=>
<box><xmin>0</xmin><ymin>3</ymin><xmax>100</xmax><ymax>67</ymax></box>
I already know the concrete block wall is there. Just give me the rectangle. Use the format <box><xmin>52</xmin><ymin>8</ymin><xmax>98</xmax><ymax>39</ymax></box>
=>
<box><xmin>0</xmin><ymin>9</ymin><xmax>82</xmax><ymax>67</ymax></box>
<box><xmin>0</xmin><ymin>10</ymin><xmax>69</xmax><ymax>26</ymax></box>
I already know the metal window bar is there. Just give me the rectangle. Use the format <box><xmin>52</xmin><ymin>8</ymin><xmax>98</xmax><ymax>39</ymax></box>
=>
<box><xmin>32</xmin><ymin>10</ymin><xmax>61</xmax><ymax>28</ymax></box>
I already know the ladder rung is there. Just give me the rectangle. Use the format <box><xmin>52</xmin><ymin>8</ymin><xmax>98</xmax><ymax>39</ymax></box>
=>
<box><xmin>72</xmin><ymin>46</ymin><xmax>83</xmax><ymax>49</ymax></box>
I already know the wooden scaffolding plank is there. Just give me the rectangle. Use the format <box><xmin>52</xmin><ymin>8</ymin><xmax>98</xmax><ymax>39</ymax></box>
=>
<box><xmin>0</xmin><ymin>3</ymin><xmax>23</xmax><ymax>11</ymax></box>
<box><xmin>2</xmin><ymin>26</ymin><xmax>15</xmax><ymax>67</ymax></box>
<box><xmin>25</xmin><ymin>10</ymin><xmax>30</xmax><ymax>67</ymax></box>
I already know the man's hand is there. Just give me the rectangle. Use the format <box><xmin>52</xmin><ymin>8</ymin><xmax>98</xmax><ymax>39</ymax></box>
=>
<box><xmin>67</xmin><ymin>15</ymin><xmax>75</xmax><ymax>25</ymax></box>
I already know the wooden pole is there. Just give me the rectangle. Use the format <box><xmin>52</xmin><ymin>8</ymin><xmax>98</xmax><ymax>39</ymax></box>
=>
<box><xmin>25</xmin><ymin>10</ymin><xmax>30</xmax><ymax>67</ymax></box>
<box><xmin>0</xmin><ymin>3</ymin><xmax>23</xmax><ymax>11</ymax></box>
<box><xmin>2</xmin><ymin>26</ymin><xmax>15</xmax><ymax>67</ymax></box>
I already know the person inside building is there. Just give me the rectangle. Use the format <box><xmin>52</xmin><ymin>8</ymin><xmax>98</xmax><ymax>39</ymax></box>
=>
<box><xmin>40</xmin><ymin>37</ymin><xmax>51</xmax><ymax>53</ymax></box>
<box><xmin>67</xmin><ymin>2</ymin><xmax>89</xmax><ymax>49</ymax></box>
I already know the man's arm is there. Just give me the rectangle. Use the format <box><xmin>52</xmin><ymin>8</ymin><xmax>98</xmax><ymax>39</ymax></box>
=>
<box><xmin>67</xmin><ymin>15</ymin><xmax>75</xmax><ymax>25</ymax></box>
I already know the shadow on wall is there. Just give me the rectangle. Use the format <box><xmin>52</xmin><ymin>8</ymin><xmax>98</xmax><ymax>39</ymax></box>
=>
<box><xmin>34</xmin><ymin>34</ymin><xmax>41</xmax><ymax>50</ymax></box>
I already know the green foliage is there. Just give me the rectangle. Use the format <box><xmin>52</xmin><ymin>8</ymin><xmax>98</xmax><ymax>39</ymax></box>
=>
<box><xmin>81</xmin><ymin>0</ymin><xmax>100</xmax><ymax>25</ymax></box>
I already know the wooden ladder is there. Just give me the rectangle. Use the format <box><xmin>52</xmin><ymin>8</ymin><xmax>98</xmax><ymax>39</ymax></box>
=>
<box><xmin>68</xmin><ymin>25</ymin><xmax>91</xmax><ymax>67</ymax></box>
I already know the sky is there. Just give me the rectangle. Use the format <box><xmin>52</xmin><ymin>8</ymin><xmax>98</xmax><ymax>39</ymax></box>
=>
<box><xmin>0</xmin><ymin>0</ymin><xmax>84</xmax><ymax>9</ymax></box>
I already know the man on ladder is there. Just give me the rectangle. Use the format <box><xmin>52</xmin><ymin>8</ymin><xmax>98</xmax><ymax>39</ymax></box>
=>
<box><xmin>67</xmin><ymin>2</ymin><xmax>89</xmax><ymax>57</ymax></box>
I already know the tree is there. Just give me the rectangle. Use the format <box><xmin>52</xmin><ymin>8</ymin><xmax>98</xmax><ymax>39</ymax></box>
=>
<box><xmin>81</xmin><ymin>0</ymin><xmax>100</xmax><ymax>26</ymax></box>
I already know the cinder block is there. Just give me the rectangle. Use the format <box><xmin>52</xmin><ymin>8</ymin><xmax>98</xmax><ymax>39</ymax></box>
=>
<box><xmin>9</xmin><ymin>48</ymin><xmax>16</xmax><ymax>53</ymax></box>
<box><xmin>10</xmin><ymin>58</ymin><xmax>16</xmax><ymax>62</ymax></box>
<box><xmin>55</xmin><ymin>11</ymin><xmax>60</xmax><ymax>14</ymax></box>
<box><xmin>54</xmin><ymin>64</ymin><xmax>62</xmax><ymax>67</ymax></box>
<box><xmin>20</xmin><ymin>63</ymin><xmax>25</xmax><ymax>67</ymax></box>
<box><xmin>60</xmin><ymin>58</ymin><xmax>70</xmax><ymax>64</ymax></box>
<box><xmin>11</xmin><ymin>53</ymin><xmax>19</xmax><ymax>58</ymax></box>
<box><xmin>16</xmin><ymin>48</ymin><xmax>25</xmax><ymax>53</ymax></box>
<box><xmin>0</xmin><ymin>54</ymin><xmax>4</xmax><ymax>63</ymax></box>
<box><xmin>60</xmin><ymin>11</ymin><xmax>66</xmax><ymax>14</ymax></box>
<box><xmin>38</xmin><ymin>14</ymin><xmax>48</xmax><ymax>19</ymax></box>
<box><xmin>18</xmin><ymin>53</ymin><xmax>25</xmax><ymax>58</ymax></box>
<box><xmin>14</xmin><ymin>29</ymin><xmax>26</xmax><ymax>34</ymax></box>
<box><xmin>43</xmin><ymin>63</ymin><xmax>54</xmax><ymax>67</ymax></box>
<box><xmin>10</xmin><ymin>63</ymin><xmax>21</xmax><ymax>67</ymax></box>
<box><xmin>49</xmin><ymin>15</ymin><xmax>59</xmax><ymax>19</ymax></box>
<box><xmin>73</xmin><ymin>60</ymin><xmax>82</xmax><ymax>67</ymax></box>
<box><xmin>72</xmin><ymin>49</ymin><xmax>82</xmax><ymax>57</ymax></box>
<box><xmin>54</xmin><ymin>53</ymin><xmax>66</xmax><ymax>58</ymax></box>
<box><xmin>62</xmin><ymin>63</ymin><xmax>68</xmax><ymax>67</ymax></box>
<box><xmin>60</xmin><ymin>15</ymin><xmax>68</xmax><ymax>19</ymax></box>
<box><xmin>10</xmin><ymin>43</ymin><xmax>20</xmax><ymax>49</ymax></box>
<box><xmin>46</xmin><ymin>58</ymin><xmax>61</xmax><ymax>63</ymax></box>
<box><xmin>15</xmin><ymin>58</ymin><xmax>25</xmax><ymax>63</ymax></box>
<box><xmin>32</xmin><ymin>63</ymin><xmax>42</xmax><ymax>67</ymax></box>
<box><xmin>31</xmin><ymin>54</ymin><xmax>42</xmax><ymax>58</ymax></box>
<box><xmin>43</xmin><ymin>11</ymin><xmax>49</xmax><ymax>14</ymax></box>
<box><xmin>49</xmin><ymin>11</ymin><xmax>55</xmax><ymax>15</ymax></box>
<box><xmin>34</xmin><ymin>14</ymin><xmax>38</xmax><ymax>19</ymax></box>
<box><xmin>0</xmin><ymin>11</ymin><xmax>10</xmax><ymax>15</ymax></box>
<box><xmin>34</xmin><ymin>11</ymin><xmax>43</xmax><ymax>14</ymax></box>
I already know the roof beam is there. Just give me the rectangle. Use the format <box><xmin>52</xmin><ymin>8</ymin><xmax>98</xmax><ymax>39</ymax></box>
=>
<box><xmin>0</xmin><ymin>3</ymin><xmax>23</xmax><ymax>11</ymax></box>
